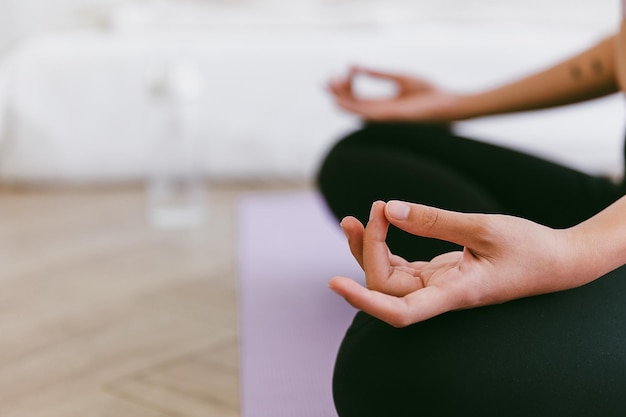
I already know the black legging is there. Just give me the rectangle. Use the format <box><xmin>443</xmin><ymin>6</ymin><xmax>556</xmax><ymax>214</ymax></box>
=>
<box><xmin>316</xmin><ymin>123</ymin><xmax>626</xmax><ymax>417</ymax></box>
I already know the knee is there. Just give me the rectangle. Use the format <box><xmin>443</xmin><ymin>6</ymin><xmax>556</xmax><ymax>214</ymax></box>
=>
<box><xmin>315</xmin><ymin>126</ymin><xmax>373</xmax><ymax>188</ymax></box>
<box><xmin>315</xmin><ymin>122</ymin><xmax>449</xmax><ymax>192</ymax></box>
<box><xmin>332</xmin><ymin>313</ymin><xmax>442</xmax><ymax>417</ymax></box>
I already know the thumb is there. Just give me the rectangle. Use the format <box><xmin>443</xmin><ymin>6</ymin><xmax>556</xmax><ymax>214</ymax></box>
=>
<box><xmin>384</xmin><ymin>200</ymin><xmax>491</xmax><ymax>249</ymax></box>
<box><xmin>357</xmin><ymin>67</ymin><xmax>404</xmax><ymax>83</ymax></box>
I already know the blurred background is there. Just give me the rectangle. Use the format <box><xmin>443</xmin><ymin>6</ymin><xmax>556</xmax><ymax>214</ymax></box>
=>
<box><xmin>0</xmin><ymin>0</ymin><xmax>622</xmax><ymax>416</ymax></box>
<box><xmin>0</xmin><ymin>0</ymin><xmax>622</xmax><ymax>184</ymax></box>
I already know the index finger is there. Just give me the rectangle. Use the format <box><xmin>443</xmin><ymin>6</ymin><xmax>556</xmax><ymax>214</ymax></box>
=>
<box><xmin>362</xmin><ymin>201</ymin><xmax>392</xmax><ymax>290</ymax></box>
<box><xmin>341</xmin><ymin>216</ymin><xmax>365</xmax><ymax>269</ymax></box>
<box><xmin>332</xmin><ymin>67</ymin><xmax>360</xmax><ymax>100</ymax></box>
<box><xmin>328</xmin><ymin>77</ymin><xmax>351</xmax><ymax>99</ymax></box>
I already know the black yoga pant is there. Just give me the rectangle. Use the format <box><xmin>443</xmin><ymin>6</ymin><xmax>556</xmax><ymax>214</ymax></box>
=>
<box><xmin>318</xmin><ymin>123</ymin><xmax>624</xmax><ymax>261</ymax></box>
<box><xmin>316</xmin><ymin>123</ymin><xmax>626</xmax><ymax>416</ymax></box>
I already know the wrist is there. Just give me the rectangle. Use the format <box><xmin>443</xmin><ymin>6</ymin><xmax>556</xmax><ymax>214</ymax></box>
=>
<box><xmin>558</xmin><ymin>195</ymin><xmax>626</xmax><ymax>286</ymax></box>
<box><xmin>557</xmin><ymin>224</ymin><xmax>609</xmax><ymax>287</ymax></box>
<box><xmin>519</xmin><ymin>226</ymin><xmax>593</xmax><ymax>295</ymax></box>
<box><xmin>445</xmin><ymin>93</ymin><xmax>486</xmax><ymax>121</ymax></box>
<box><xmin>557</xmin><ymin>227</ymin><xmax>590</xmax><ymax>281</ymax></box>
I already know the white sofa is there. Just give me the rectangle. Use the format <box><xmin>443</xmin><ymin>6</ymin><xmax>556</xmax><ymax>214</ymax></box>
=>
<box><xmin>0</xmin><ymin>0</ymin><xmax>623</xmax><ymax>183</ymax></box>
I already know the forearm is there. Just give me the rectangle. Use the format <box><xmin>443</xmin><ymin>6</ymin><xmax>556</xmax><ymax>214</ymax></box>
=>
<box><xmin>451</xmin><ymin>35</ymin><xmax>620</xmax><ymax>120</ymax></box>
<box><xmin>565</xmin><ymin>195</ymin><xmax>626</xmax><ymax>284</ymax></box>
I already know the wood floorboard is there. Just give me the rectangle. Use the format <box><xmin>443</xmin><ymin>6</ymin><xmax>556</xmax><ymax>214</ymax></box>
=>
<box><xmin>0</xmin><ymin>182</ymin><xmax>304</xmax><ymax>416</ymax></box>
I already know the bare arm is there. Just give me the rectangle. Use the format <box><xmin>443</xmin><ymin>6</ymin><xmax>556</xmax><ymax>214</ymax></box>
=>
<box><xmin>330</xmin><ymin>35</ymin><xmax>620</xmax><ymax>122</ymax></box>
<box><xmin>453</xmin><ymin>35</ymin><xmax>620</xmax><ymax>120</ymax></box>
<box><xmin>569</xmin><ymin>194</ymin><xmax>626</xmax><ymax>280</ymax></box>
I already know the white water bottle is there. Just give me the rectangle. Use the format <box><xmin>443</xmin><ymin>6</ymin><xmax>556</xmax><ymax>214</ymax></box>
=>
<box><xmin>146</xmin><ymin>58</ymin><xmax>207</xmax><ymax>229</ymax></box>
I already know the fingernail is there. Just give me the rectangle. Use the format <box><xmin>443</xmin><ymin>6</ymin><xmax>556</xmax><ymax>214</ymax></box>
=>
<box><xmin>387</xmin><ymin>201</ymin><xmax>410</xmax><ymax>220</ymax></box>
<box><xmin>339</xmin><ymin>219</ymin><xmax>348</xmax><ymax>237</ymax></box>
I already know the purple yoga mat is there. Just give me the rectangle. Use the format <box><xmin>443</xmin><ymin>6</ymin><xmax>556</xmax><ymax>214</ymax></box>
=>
<box><xmin>237</xmin><ymin>190</ymin><xmax>362</xmax><ymax>417</ymax></box>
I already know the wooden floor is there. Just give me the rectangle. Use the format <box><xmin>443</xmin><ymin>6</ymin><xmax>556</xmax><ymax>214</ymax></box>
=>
<box><xmin>0</xmin><ymin>182</ymin><xmax>305</xmax><ymax>417</ymax></box>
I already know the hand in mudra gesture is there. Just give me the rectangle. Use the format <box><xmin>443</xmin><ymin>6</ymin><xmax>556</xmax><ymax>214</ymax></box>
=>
<box><xmin>330</xmin><ymin>200</ymin><xmax>588</xmax><ymax>327</ymax></box>
<box><xmin>328</xmin><ymin>66</ymin><xmax>461</xmax><ymax>122</ymax></box>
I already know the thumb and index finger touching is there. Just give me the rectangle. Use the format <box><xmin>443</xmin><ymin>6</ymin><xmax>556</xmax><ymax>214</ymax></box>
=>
<box><xmin>340</xmin><ymin>200</ymin><xmax>488</xmax><ymax>270</ymax></box>
<box><xmin>328</xmin><ymin>66</ymin><xmax>404</xmax><ymax>97</ymax></box>
<box><xmin>340</xmin><ymin>201</ymin><xmax>391</xmax><ymax>274</ymax></box>
<box><xmin>330</xmin><ymin>200</ymin><xmax>492</xmax><ymax>326</ymax></box>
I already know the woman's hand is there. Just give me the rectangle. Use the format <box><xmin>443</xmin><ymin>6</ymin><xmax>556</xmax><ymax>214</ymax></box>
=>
<box><xmin>330</xmin><ymin>200</ymin><xmax>590</xmax><ymax>327</ymax></box>
<box><xmin>328</xmin><ymin>66</ymin><xmax>463</xmax><ymax>122</ymax></box>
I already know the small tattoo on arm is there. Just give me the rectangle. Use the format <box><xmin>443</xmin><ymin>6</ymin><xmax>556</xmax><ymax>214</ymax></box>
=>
<box><xmin>591</xmin><ymin>59</ymin><xmax>604</xmax><ymax>76</ymax></box>
<box><xmin>570</xmin><ymin>65</ymin><xmax>583</xmax><ymax>81</ymax></box>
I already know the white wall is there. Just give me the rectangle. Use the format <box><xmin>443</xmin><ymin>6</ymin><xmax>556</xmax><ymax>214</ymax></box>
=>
<box><xmin>0</xmin><ymin>1</ymin><xmax>15</xmax><ymax>54</ymax></box>
<box><xmin>0</xmin><ymin>0</ymin><xmax>618</xmax><ymax>48</ymax></box>
<box><xmin>0</xmin><ymin>0</ymin><xmax>622</xmax><ymax>183</ymax></box>
<box><xmin>0</xmin><ymin>0</ymin><xmax>103</xmax><ymax>54</ymax></box>
<box><xmin>0</xmin><ymin>0</ymin><xmax>240</xmax><ymax>53</ymax></box>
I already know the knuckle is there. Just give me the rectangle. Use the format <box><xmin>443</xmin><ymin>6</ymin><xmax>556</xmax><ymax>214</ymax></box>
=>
<box><xmin>469</xmin><ymin>215</ymin><xmax>499</xmax><ymax>247</ymax></box>
<box><xmin>467</xmin><ymin>214</ymin><xmax>488</xmax><ymax>234</ymax></box>
<box><xmin>416</xmin><ymin>206</ymin><xmax>440</xmax><ymax>230</ymax></box>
